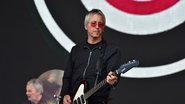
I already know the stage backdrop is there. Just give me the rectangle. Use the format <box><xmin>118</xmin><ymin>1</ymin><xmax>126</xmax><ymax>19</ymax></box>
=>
<box><xmin>1</xmin><ymin>0</ymin><xmax>185</xmax><ymax>104</ymax></box>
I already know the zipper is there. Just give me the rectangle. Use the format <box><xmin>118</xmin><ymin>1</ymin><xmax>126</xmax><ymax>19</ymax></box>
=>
<box><xmin>83</xmin><ymin>51</ymin><xmax>92</xmax><ymax>80</ymax></box>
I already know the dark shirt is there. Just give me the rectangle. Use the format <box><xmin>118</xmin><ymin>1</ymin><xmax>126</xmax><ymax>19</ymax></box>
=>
<box><xmin>22</xmin><ymin>101</ymin><xmax>32</xmax><ymax>104</ymax></box>
<box><xmin>22</xmin><ymin>100</ymin><xmax>55</xmax><ymax>104</ymax></box>
<box><xmin>61</xmin><ymin>39</ymin><xmax>121</xmax><ymax>104</ymax></box>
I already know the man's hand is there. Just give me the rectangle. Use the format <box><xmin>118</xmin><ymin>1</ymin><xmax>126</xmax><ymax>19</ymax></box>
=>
<box><xmin>106</xmin><ymin>71</ymin><xmax>118</xmax><ymax>85</ymax></box>
<box><xmin>63</xmin><ymin>95</ymin><xmax>72</xmax><ymax>104</ymax></box>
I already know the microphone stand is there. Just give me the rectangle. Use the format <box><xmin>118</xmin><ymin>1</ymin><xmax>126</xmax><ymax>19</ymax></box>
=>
<box><xmin>54</xmin><ymin>95</ymin><xmax>61</xmax><ymax>104</ymax></box>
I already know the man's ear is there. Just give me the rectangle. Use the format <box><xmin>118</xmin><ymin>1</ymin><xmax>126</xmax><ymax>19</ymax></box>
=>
<box><xmin>84</xmin><ymin>23</ymin><xmax>87</xmax><ymax>30</ymax></box>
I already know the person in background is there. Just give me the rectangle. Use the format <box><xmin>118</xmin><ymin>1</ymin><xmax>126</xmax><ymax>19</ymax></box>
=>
<box><xmin>23</xmin><ymin>78</ymin><xmax>44</xmax><ymax>104</ymax></box>
<box><xmin>61</xmin><ymin>8</ymin><xmax>122</xmax><ymax>104</ymax></box>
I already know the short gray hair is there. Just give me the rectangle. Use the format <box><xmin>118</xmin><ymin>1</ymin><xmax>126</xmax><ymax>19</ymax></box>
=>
<box><xmin>84</xmin><ymin>9</ymin><xmax>106</xmax><ymax>26</ymax></box>
<box><xmin>27</xmin><ymin>78</ymin><xmax>44</xmax><ymax>94</ymax></box>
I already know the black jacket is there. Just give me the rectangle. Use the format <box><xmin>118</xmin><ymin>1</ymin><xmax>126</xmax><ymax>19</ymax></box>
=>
<box><xmin>61</xmin><ymin>39</ymin><xmax>121</xmax><ymax>102</ymax></box>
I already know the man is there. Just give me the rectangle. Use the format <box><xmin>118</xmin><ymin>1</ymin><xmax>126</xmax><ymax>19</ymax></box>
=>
<box><xmin>23</xmin><ymin>78</ymin><xmax>44</xmax><ymax>104</ymax></box>
<box><xmin>61</xmin><ymin>9</ymin><xmax>121</xmax><ymax>104</ymax></box>
<box><xmin>24</xmin><ymin>78</ymin><xmax>60</xmax><ymax>104</ymax></box>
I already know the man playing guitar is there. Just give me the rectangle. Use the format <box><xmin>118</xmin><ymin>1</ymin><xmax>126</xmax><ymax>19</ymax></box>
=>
<box><xmin>61</xmin><ymin>9</ymin><xmax>121</xmax><ymax>104</ymax></box>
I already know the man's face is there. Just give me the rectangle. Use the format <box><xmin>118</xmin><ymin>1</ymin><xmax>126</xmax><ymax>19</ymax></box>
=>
<box><xmin>26</xmin><ymin>84</ymin><xmax>41</xmax><ymax>102</ymax></box>
<box><xmin>85</xmin><ymin>14</ymin><xmax>105</xmax><ymax>40</ymax></box>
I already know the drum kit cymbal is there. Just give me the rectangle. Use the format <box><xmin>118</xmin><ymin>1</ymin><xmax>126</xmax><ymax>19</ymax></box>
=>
<box><xmin>38</xmin><ymin>69</ymin><xmax>64</xmax><ymax>104</ymax></box>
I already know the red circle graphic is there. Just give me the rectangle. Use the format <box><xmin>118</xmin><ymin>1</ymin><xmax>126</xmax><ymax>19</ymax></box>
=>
<box><xmin>106</xmin><ymin>0</ymin><xmax>179</xmax><ymax>14</ymax></box>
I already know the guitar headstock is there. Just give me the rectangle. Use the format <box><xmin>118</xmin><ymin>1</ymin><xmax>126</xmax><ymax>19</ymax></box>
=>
<box><xmin>116</xmin><ymin>60</ymin><xmax>139</xmax><ymax>74</ymax></box>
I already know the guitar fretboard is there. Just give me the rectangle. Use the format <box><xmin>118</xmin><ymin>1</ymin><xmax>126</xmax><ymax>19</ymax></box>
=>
<box><xmin>84</xmin><ymin>79</ymin><xmax>107</xmax><ymax>99</ymax></box>
<box><xmin>80</xmin><ymin>60</ymin><xmax>139</xmax><ymax>100</ymax></box>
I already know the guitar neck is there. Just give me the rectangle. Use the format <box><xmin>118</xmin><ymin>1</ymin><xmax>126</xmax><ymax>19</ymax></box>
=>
<box><xmin>84</xmin><ymin>79</ymin><xmax>107</xmax><ymax>99</ymax></box>
<box><xmin>73</xmin><ymin>60</ymin><xmax>139</xmax><ymax>103</ymax></box>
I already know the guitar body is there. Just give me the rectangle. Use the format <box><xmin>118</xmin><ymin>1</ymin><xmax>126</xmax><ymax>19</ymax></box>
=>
<box><xmin>73</xmin><ymin>83</ymin><xmax>86</xmax><ymax>104</ymax></box>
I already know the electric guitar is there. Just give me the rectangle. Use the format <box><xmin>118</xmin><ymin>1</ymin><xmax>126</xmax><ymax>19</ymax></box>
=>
<box><xmin>73</xmin><ymin>60</ymin><xmax>139</xmax><ymax>104</ymax></box>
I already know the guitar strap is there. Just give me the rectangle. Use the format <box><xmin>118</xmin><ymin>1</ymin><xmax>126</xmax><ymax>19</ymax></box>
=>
<box><xmin>94</xmin><ymin>41</ymin><xmax>107</xmax><ymax>87</ymax></box>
